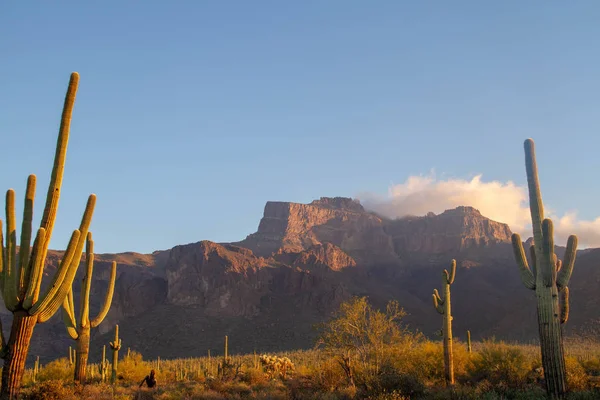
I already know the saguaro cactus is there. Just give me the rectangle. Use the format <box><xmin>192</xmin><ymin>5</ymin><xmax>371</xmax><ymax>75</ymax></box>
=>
<box><xmin>432</xmin><ymin>259</ymin><xmax>456</xmax><ymax>386</ymax></box>
<box><xmin>467</xmin><ymin>330</ymin><xmax>472</xmax><ymax>354</ymax></box>
<box><xmin>110</xmin><ymin>325</ymin><xmax>122</xmax><ymax>384</ymax></box>
<box><xmin>98</xmin><ymin>345</ymin><xmax>109</xmax><ymax>382</ymax></box>
<box><xmin>511</xmin><ymin>139</ymin><xmax>577</xmax><ymax>399</ymax></box>
<box><xmin>62</xmin><ymin>232</ymin><xmax>117</xmax><ymax>383</ymax></box>
<box><xmin>0</xmin><ymin>72</ymin><xmax>96</xmax><ymax>400</ymax></box>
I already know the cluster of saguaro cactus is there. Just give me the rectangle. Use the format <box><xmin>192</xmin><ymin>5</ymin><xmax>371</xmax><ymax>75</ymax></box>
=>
<box><xmin>0</xmin><ymin>72</ymin><xmax>96</xmax><ymax>400</ymax></box>
<box><xmin>511</xmin><ymin>139</ymin><xmax>577</xmax><ymax>399</ymax></box>
<box><xmin>61</xmin><ymin>232</ymin><xmax>117</xmax><ymax>383</ymax></box>
<box><xmin>431</xmin><ymin>259</ymin><xmax>456</xmax><ymax>386</ymax></box>
<box><xmin>109</xmin><ymin>325</ymin><xmax>122</xmax><ymax>384</ymax></box>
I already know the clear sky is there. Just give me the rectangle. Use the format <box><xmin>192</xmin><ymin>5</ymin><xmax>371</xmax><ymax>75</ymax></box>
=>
<box><xmin>2</xmin><ymin>2</ymin><xmax>600</xmax><ymax>253</ymax></box>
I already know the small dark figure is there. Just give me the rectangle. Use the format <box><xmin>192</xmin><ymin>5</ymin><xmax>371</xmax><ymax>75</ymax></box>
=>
<box><xmin>139</xmin><ymin>369</ymin><xmax>157</xmax><ymax>388</ymax></box>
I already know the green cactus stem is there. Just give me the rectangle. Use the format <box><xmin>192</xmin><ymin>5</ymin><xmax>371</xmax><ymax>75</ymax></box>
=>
<box><xmin>0</xmin><ymin>72</ymin><xmax>96</xmax><ymax>400</ymax></box>
<box><xmin>511</xmin><ymin>138</ymin><xmax>577</xmax><ymax>400</ymax></box>
<box><xmin>431</xmin><ymin>259</ymin><xmax>456</xmax><ymax>386</ymax></box>
<box><xmin>61</xmin><ymin>232</ymin><xmax>117</xmax><ymax>383</ymax></box>
<box><xmin>110</xmin><ymin>324</ymin><xmax>121</xmax><ymax>385</ymax></box>
<box><xmin>32</xmin><ymin>357</ymin><xmax>39</xmax><ymax>383</ymax></box>
<box><xmin>98</xmin><ymin>345</ymin><xmax>109</xmax><ymax>382</ymax></box>
<box><xmin>467</xmin><ymin>330</ymin><xmax>472</xmax><ymax>354</ymax></box>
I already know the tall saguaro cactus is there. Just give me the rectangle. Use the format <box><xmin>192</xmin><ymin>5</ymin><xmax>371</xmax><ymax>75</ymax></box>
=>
<box><xmin>432</xmin><ymin>259</ymin><xmax>456</xmax><ymax>386</ymax></box>
<box><xmin>62</xmin><ymin>232</ymin><xmax>117</xmax><ymax>383</ymax></box>
<box><xmin>0</xmin><ymin>72</ymin><xmax>96</xmax><ymax>399</ymax></box>
<box><xmin>511</xmin><ymin>139</ymin><xmax>577</xmax><ymax>399</ymax></box>
<box><xmin>110</xmin><ymin>324</ymin><xmax>122</xmax><ymax>385</ymax></box>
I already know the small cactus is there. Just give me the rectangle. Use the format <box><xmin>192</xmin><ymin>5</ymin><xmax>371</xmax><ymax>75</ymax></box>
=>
<box><xmin>432</xmin><ymin>259</ymin><xmax>456</xmax><ymax>386</ymax></box>
<box><xmin>467</xmin><ymin>330</ymin><xmax>472</xmax><ymax>353</ymax></box>
<box><xmin>98</xmin><ymin>345</ymin><xmax>109</xmax><ymax>382</ymax></box>
<box><xmin>109</xmin><ymin>325</ymin><xmax>122</xmax><ymax>384</ymax></box>
<box><xmin>32</xmin><ymin>357</ymin><xmax>39</xmax><ymax>383</ymax></box>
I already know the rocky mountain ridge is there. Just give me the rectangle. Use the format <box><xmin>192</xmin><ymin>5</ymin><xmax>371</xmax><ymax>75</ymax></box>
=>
<box><xmin>15</xmin><ymin>197</ymin><xmax>600</xmax><ymax>364</ymax></box>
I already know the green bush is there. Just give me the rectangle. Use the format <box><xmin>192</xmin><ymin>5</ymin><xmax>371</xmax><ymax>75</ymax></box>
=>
<box><xmin>467</xmin><ymin>339</ymin><xmax>535</xmax><ymax>389</ymax></box>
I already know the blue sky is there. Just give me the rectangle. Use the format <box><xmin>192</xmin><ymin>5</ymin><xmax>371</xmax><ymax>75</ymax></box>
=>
<box><xmin>2</xmin><ymin>2</ymin><xmax>600</xmax><ymax>253</ymax></box>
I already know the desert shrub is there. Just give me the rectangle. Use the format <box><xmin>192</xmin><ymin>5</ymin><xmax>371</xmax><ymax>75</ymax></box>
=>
<box><xmin>394</xmin><ymin>340</ymin><xmax>470</xmax><ymax>387</ymax></box>
<box><xmin>580</xmin><ymin>356</ymin><xmax>600</xmax><ymax>376</ymax></box>
<box><xmin>21</xmin><ymin>380</ymin><xmax>76</xmax><ymax>400</ymax></box>
<box><xmin>241</xmin><ymin>366</ymin><xmax>268</xmax><ymax>386</ymax></box>
<box><xmin>310</xmin><ymin>360</ymin><xmax>347</xmax><ymax>391</ymax></box>
<box><xmin>222</xmin><ymin>381</ymin><xmax>252</xmax><ymax>396</ymax></box>
<box><xmin>566</xmin><ymin>356</ymin><xmax>590</xmax><ymax>392</ymax></box>
<box><xmin>369</xmin><ymin>363</ymin><xmax>426</xmax><ymax>398</ymax></box>
<box><xmin>118</xmin><ymin>350</ymin><xmax>150</xmax><ymax>384</ymax></box>
<box><xmin>317</xmin><ymin>297</ymin><xmax>423</xmax><ymax>390</ymax></box>
<box><xmin>37</xmin><ymin>358</ymin><xmax>73</xmax><ymax>382</ymax></box>
<box><xmin>467</xmin><ymin>339</ymin><xmax>535</xmax><ymax>389</ymax></box>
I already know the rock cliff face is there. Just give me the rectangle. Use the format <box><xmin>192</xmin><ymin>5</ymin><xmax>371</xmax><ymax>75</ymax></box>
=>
<box><xmin>385</xmin><ymin>206</ymin><xmax>513</xmax><ymax>255</ymax></box>
<box><xmin>237</xmin><ymin>199</ymin><xmax>511</xmax><ymax>261</ymax></box>
<box><xmin>22</xmin><ymin>197</ymin><xmax>598</xmax><ymax>364</ymax></box>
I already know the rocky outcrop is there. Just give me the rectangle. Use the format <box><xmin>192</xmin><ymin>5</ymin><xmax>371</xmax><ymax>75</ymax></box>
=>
<box><xmin>277</xmin><ymin>243</ymin><xmax>357</xmax><ymax>271</ymax></box>
<box><xmin>165</xmin><ymin>241</ymin><xmax>270</xmax><ymax>316</ymax></box>
<box><xmin>384</xmin><ymin>206</ymin><xmax>513</xmax><ymax>255</ymax></box>
<box><xmin>236</xmin><ymin>199</ymin><xmax>511</xmax><ymax>261</ymax></box>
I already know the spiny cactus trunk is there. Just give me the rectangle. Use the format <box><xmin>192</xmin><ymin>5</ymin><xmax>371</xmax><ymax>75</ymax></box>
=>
<box><xmin>511</xmin><ymin>139</ymin><xmax>577</xmax><ymax>400</ymax></box>
<box><xmin>74</xmin><ymin>327</ymin><xmax>90</xmax><ymax>383</ymax></box>
<box><xmin>111</xmin><ymin>349</ymin><xmax>118</xmax><ymax>384</ymax></box>
<box><xmin>0</xmin><ymin>312</ymin><xmax>37</xmax><ymax>400</ymax></box>
<box><xmin>432</xmin><ymin>260</ymin><xmax>456</xmax><ymax>387</ymax></box>
<box><xmin>443</xmin><ymin>282</ymin><xmax>454</xmax><ymax>385</ymax></box>
<box><xmin>537</xmin><ymin>286</ymin><xmax>567</xmax><ymax>398</ymax></box>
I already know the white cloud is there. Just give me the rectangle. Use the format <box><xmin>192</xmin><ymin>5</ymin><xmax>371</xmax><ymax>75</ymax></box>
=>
<box><xmin>358</xmin><ymin>172</ymin><xmax>599</xmax><ymax>249</ymax></box>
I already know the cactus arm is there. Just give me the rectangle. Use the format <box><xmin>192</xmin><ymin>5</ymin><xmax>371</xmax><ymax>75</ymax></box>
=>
<box><xmin>529</xmin><ymin>245</ymin><xmax>537</xmax><ymax>278</ymax></box>
<box><xmin>80</xmin><ymin>233</ymin><xmax>94</xmax><ymax>327</ymax></box>
<box><xmin>0</xmin><ymin>316</ymin><xmax>6</xmax><ymax>358</ymax></box>
<box><xmin>524</xmin><ymin>139</ymin><xmax>545</xmax><ymax>250</ymax></box>
<box><xmin>36</xmin><ymin>240</ymin><xmax>85</xmax><ymax>323</ymax></box>
<box><xmin>432</xmin><ymin>292</ymin><xmax>444</xmax><ymax>314</ymax></box>
<box><xmin>67</xmin><ymin>194</ymin><xmax>96</xmax><ymax>275</ymax></box>
<box><xmin>31</xmin><ymin>193</ymin><xmax>95</xmax><ymax>320</ymax></box>
<box><xmin>22</xmin><ymin>229</ymin><xmax>47</xmax><ymax>309</ymax></box>
<box><xmin>61</xmin><ymin>293</ymin><xmax>79</xmax><ymax>340</ymax></box>
<box><xmin>560</xmin><ymin>287</ymin><xmax>570</xmax><ymax>324</ymax></box>
<box><xmin>433</xmin><ymin>289</ymin><xmax>444</xmax><ymax>305</ymax></box>
<box><xmin>28</xmin><ymin>229</ymin><xmax>80</xmax><ymax>317</ymax></box>
<box><xmin>18</xmin><ymin>175</ymin><xmax>36</xmax><ymax>299</ymax></box>
<box><xmin>557</xmin><ymin>235</ymin><xmax>577</xmax><ymax>289</ymax></box>
<box><xmin>511</xmin><ymin>234</ymin><xmax>536</xmax><ymax>290</ymax></box>
<box><xmin>541</xmin><ymin>219</ymin><xmax>555</xmax><ymax>287</ymax></box>
<box><xmin>90</xmin><ymin>261</ymin><xmax>117</xmax><ymax>328</ymax></box>
<box><xmin>0</xmin><ymin>220</ymin><xmax>4</xmax><ymax>289</ymax></box>
<box><xmin>39</xmin><ymin>72</ymin><xmax>80</xmax><ymax>264</ymax></box>
<box><xmin>443</xmin><ymin>260</ymin><xmax>456</xmax><ymax>284</ymax></box>
<box><xmin>4</xmin><ymin>190</ymin><xmax>19</xmax><ymax>311</ymax></box>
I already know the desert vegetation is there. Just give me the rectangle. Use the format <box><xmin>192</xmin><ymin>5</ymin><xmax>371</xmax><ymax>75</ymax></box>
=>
<box><xmin>12</xmin><ymin>297</ymin><xmax>600</xmax><ymax>399</ymax></box>
<box><xmin>2</xmin><ymin>73</ymin><xmax>599</xmax><ymax>399</ymax></box>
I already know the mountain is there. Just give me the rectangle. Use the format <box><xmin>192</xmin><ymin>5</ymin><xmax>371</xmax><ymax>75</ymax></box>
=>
<box><xmin>11</xmin><ymin>197</ymin><xmax>600</xmax><ymax>364</ymax></box>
